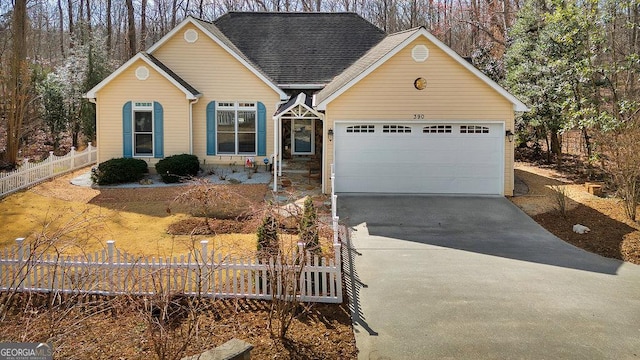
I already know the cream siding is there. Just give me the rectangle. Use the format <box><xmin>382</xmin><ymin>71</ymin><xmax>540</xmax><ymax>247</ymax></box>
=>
<box><xmin>152</xmin><ymin>23</ymin><xmax>281</xmax><ymax>164</ymax></box>
<box><xmin>324</xmin><ymin>37</ymin><xmax>515</xmax><ymax>195</ymax></box>
<box><xmin>96</xmin><ymin>58</ymin><xmax>190</xmax><ymax>165</ymax></box>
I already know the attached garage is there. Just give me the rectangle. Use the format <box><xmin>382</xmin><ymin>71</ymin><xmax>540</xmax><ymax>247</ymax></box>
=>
<box><xmin>334</xmin><ymin>122</ymin><xmax>504</xmax><ymax>195</ymax></box>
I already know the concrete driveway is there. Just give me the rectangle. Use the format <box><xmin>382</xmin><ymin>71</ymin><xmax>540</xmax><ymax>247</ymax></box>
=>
<box><xmin>338</xmin><ymin>195</ymin><xmax>640</xmax><ymax>360</ymax></box>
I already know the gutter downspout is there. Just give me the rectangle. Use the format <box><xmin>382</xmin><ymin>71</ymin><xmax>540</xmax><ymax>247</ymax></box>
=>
<box><xmin>320</xmin><ymin>113</ymin><xmax>326</xmax><ymax>194</ymax></box>
<box><xmin>189</xmin><ymin>97</ymin><xmax>200</xmax><ymax>155</ymax></box>
<box><xmin>88</xmin><ymin>98</ymin><xmax>98</xmax><ymax>163</ymax></box>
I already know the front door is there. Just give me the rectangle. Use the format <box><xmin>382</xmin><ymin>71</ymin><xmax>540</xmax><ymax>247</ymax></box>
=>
<box><xmin>292</xmin><ymin>119</ymin><xmax>315</xmax><ymax>155</ymax></box>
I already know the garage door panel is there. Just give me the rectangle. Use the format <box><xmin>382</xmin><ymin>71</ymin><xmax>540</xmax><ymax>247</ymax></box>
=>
<box><xmin>334</xmin><ymin>122</ymin><xmax>503</xmax><ymax>194</ymax></box>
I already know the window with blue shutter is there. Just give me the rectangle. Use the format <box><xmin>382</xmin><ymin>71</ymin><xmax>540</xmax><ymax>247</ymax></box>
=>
<box><xmin>257</xmin><ymin>102</ymin><xmax>266</xmax><ymax>156</ymax></box>
<box><xmin>153</xmin><ymin>102</ymin><xmax>164</xmax><ymax>158</ymax></box>
<box><xmin>122</xmin><ymin>102</ymin><xmax>133</xmax><ymax>158</ymax></box>
<box><xmin>206</xmin><ymin>101</ymin><xmax>216</xmax><ymax>155</ymax></box>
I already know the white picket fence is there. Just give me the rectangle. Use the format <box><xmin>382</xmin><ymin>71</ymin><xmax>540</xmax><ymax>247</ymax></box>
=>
<box><xmin>0</xmin><ymin>238</ymin><xmax>343</xmax><ymax>304</ymax></box>
<box><xmin>0</xmin><ymin>143</ymin><xmax>98</xmax><ymax>198</ymax></box>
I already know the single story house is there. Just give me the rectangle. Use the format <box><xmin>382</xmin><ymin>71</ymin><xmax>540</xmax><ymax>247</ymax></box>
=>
<box><xmin>85</xmin><ymin>12</ymin><xmax>527</xmax><ymax>195</ymax></box>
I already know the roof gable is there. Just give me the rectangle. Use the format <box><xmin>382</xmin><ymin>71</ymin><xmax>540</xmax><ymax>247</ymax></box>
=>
<box><xmin>315</xmin><ymin>27</ymin><xmax>528</xmax><ymax>112</ymax></box>
<box><xmin>214</xmin><ymin>12</ymin><xmax>386</xmax><ymax>85</ymax></box>
<box><xmin>147</xmin><ymin>16</ymin><xmax>288</xmax><ymax>100</ymax></box>
<box><xmin>85</xmin><ymin>52</ymin><xmax>200</xmax><ymax>99</ymax></box>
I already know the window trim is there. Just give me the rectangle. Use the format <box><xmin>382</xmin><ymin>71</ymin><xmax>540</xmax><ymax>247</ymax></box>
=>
<box><xmin>133</xmin><ymin>102</ymin><xmax>154</xmax><ymax>157</ymax></box>
<box><xmin>216</xmin><ymin>101</ymin><xmax>258</xmax><ymax>155</ymax></box>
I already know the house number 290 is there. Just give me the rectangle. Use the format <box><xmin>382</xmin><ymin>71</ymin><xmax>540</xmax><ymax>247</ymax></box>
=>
<box><xmin>413</xmin><ymin>114</ymin><xmax>425</xmax><ymax>119</ymax></box>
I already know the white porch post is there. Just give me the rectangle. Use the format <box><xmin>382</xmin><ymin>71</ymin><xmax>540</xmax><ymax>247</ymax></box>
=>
<box><xmin>278</xmin><ymin>117</ymin><xmax>283</xmax><ymax>176</ymax></box>
<box><xmin>273</xmin><ymin>116</ymin><xmax>278</xmax><ymax>192</ymax></box>
<box><xmin>321</xmin><ymin>114</ymin><xmax>326</xmax><ymax>194</ymax></box>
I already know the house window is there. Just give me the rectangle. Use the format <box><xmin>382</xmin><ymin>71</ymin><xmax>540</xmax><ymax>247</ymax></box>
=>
<box><xmin>383</xmin><ymin>125</ymin><xmax>412</xmax><ymax>133</ymax></box>
<box><xmin>423</xmin><ymin>125</ymin><xmax>452</xmax><ymax>133</ymax></box>
<box><xmin>346</xmin><ymin>125</ymin><xmax>375</xmax><ymax>133</ymax></box>
<box><xmin>460</xmin><ymin>125</ymin><xmax>489</xmax><ymax>134</ymax></box>
<box><xmin>217</xmin><ymin>102</ymin><xmax>257</xmax><ymax>154</ymax></box>
<box><xmin>133</xmin><ymin>102</ymin><xmax>153</xmax><ymax>156</ymax></box>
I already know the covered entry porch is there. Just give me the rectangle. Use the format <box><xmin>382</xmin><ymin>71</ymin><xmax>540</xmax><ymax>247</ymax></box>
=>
<box><xmin>273</xmin><ymin>93</ymin><xmax>326</xmax><ymax>192</ymax></box>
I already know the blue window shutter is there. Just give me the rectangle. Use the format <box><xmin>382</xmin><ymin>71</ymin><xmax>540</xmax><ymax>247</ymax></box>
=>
<box><xmin>122</xmin><ymin>101</ymin><xmax>132</xmax><ymax>158</ymax></box>
<box><xmin>206</xmin><ymin>101</ymin><xmax>216</xmax><ymax>155</ymax></box>
<box><xmin>153</xmin><ymin>102</ymin><xmax>164</xmax><ymax>158</ymax></box>
<box><xmin>257</xmin><ymin>102</ymin><xmax>267</xmax><ymax>156</ymax></box>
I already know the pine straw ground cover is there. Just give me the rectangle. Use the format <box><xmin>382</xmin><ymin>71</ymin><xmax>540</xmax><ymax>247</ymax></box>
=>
<box><xmin>0</xmin><ymin>168</ymin><xmax>268</xmax><ymax>256</ymax></box>
<box><xmin>511</xmin><ymin>162</ymin><xmax>640</xmax><ymax>264</ymax></box>
<box><xmin>0</xmin><ymin>294</ymin><xmax>357</xmax><ymax>360</ymax></box>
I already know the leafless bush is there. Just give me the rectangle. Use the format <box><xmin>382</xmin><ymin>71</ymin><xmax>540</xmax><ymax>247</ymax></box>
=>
<box><xmin>550</xmin><ymin>184</ymin><xmax>568</xmax><ymax>217</ymax></box>
<box><xmin>169</xmin><ymin>177</ymin><xmax>259</xmax><ymax>220</ymax></box>
<box><xmin>0</xmin><ymin>207</ymin><xmax>115</xmax><ymax>345</ymax></box>
<box><xmin>598</xmin><ymin>123</ymin><xmax>640</xmax><ymax>221</ymax></box>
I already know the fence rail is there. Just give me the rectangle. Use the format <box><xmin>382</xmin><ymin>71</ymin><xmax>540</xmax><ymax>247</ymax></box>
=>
<box><xmin>0</xmin><ymin>143</ymin><xmax>97</xmax><ymax>198</ymax></box>
<box><xmin>0</xmin><ymin>238</ymin><xmax>343</xmax><ymax>304</ymax></box>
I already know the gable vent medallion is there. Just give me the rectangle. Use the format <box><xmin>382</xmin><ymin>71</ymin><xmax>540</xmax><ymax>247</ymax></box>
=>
<box><xmin>184</xmin><ymin>29</ymin><xmax>198</xmax><ymax>43</ymax></box>
<box><xmin>412</xmin><ymin>45</ymin><xmax>429</xmax><ymax>62</ymax></box>
<box><xmin>135</xmin><ymin>66</ymin><xmax>149</xmax><ymax>80</ymax></box>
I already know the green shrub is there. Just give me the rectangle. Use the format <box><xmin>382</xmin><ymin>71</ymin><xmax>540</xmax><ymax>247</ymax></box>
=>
<box><xmin>155</xmin><ymin>154</ymin><xmax>200</xmax><ymax>183</ymax></box>
<box><xmin>91</xmin><ymin>158</ymin><xmax>148</xmax><ymax>185</ymax></box>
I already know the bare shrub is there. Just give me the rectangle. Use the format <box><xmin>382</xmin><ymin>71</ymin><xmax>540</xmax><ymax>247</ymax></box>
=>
<box><xmin>598</xmin><ymin>123</ymin><xmax>640</xmax><ymax>221</ymax></box>
<box><xmin>0</xmin><ymin>207</ymin><xmax>114</xmax><ymax>345</ymax></box>
<box><xmin>550</xmin><ymin>184</ymin><xmax>568</xmax><ymax>217</ymax></box>
<box><xmin>169</xmin><ymin>178</ymin><xmax>260</xmax><ymax>220</ymax></box>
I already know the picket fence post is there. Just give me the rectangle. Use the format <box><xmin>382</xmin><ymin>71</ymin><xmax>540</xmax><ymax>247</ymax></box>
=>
<box><xmin>15</xmin><ymin>238</ymin><xmax>25</xmax><ymax>291</ymax></box>
<box><xmin>70</xmin><ymin>147</ymin><xmax>76</xmax><ymax>169</ymax></box>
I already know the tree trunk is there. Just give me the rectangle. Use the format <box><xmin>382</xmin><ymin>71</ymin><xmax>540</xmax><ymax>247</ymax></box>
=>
<box><xmin>67</xmin><ymin>0</ymin><xmax>74</xmax><ymax>35</ymax></box>
<box><xmin>126</xmin><ymin>0</ymin><xmax>136</xmax><ymax>58</ymax></box>
<box><xmin>141</xmin><ymin>0</ymin><xmax>147</xmax><ymax>50</ymax></box>
<box><xmin>171</xmin><ymin>0</ymin><xmax>178</xmax><ymax>28</ymax></box>
<box><xmin>106</xmin><ymin>0</ymin><xmax>112</xmax><ymax>54</ymax></box>
<box><xmin>57</xmin><ymin>0</ymin><xmax>64</xmax><ymax>57</ymax></box>
<box><xmin>582</xmin><ymin>128</ymin><xmax>592</xmax><ymax>160</ymax></box>
<box><xmin>86</xmin><ymin>0</ymin><xmax>91</xmax><ymax>34</ymax></box>
<box><xmin>4</xmin><ymin>0</ymin><xmax>29</xmax><ymax>166</ymax></box>
<box><xmin>550</xmin><ymin>131</ymin><xmax>562</xmax><ymax>165</ymax></box>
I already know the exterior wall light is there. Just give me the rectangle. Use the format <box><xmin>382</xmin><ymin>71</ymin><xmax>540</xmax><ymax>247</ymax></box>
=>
<box><xmin>328</xmin><ymin>128</ymin><xmax>334</xmax><ymax>141</ymax></box>
<box><xmin>505</xmin><ymin>130</ymin><xmax>515</xmax><ymax>142</ymax></box>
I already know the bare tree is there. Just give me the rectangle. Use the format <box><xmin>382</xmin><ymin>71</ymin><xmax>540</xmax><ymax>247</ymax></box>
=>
<box><xmin>126</xmin><ymin>0</ymin><xmax>136</xmax><ymax>57</ymax></box>
<box><xmin>3</xmin><ymin>0</ymin><xmax>30</xmax><ymax>166</ymax></box>
<box><xmin>106</xmin><ymin>0</ymin><xmax>112</xmax><ymax>54</ymax></box>
<box><xmin>140</xmin><ymin>0</ymin><xmax>147</xmax><ymax>50</ymax></box>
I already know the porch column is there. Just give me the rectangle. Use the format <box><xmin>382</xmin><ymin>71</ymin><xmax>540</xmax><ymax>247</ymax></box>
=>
<box><xmin>273</xmin><ymin>116</ymin><xmax>278</xmax><ymax>192</ymax></box>
<box><xmin>278</xmin><ymin>117</ymin><xmax>283</xmax><ymax>176</ymax></box>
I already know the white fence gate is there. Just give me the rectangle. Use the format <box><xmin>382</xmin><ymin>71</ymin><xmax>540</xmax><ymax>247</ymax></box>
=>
<box><xmin>0</xmin><ymin>143</ymin><xmax>97</xmax><ymax>198</ymax></box>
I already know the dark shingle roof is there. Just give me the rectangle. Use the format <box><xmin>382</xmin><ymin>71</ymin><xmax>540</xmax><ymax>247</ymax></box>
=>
<box><xmin>213</xmin><ymin>12</ymin><xmax>386</xmax><ymax>85</ymax></box>
<box><xmin>144</xmin><ymin>53</ymin><xmax>201</xmax><ymax>97</ymax></box>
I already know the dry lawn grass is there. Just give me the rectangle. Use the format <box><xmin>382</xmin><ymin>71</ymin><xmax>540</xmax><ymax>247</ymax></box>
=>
<box><xmin>0</xmin><ymin>168</ymin><xmax>268</xmax><ymax>257</ymax></box>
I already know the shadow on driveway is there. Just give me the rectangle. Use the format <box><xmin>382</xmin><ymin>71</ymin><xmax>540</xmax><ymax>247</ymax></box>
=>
<box><xmin>338</xmin><ymin>195</ymin><xmax>625</xmax><ymax>276</ymax></box>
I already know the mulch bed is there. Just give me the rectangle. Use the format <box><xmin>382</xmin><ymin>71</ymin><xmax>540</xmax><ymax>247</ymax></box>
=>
<box><xmin>167</xmin><ymin>217</ymin><xmax>261</xmax><ymax>235</ymax></box>
<box><xmin>0</xmin><ymin>294</ymin><xmax>357</xmax><ymax>360</ymax></box>
<box><xmin>533</xmin><ymin>200</ymin><xmax>640</xmax><ymax>264</ymax></box>
<box><xmin>513</xmin><ymin>158</ymin><xmax>640</xmax><ymax>265</ymax></box>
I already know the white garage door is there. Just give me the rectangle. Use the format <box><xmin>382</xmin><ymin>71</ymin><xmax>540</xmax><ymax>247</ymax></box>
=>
<box><xmin>334</xmin><ymin>122</ymin><xmax>504</xmax><ymax>194</ymax></box>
